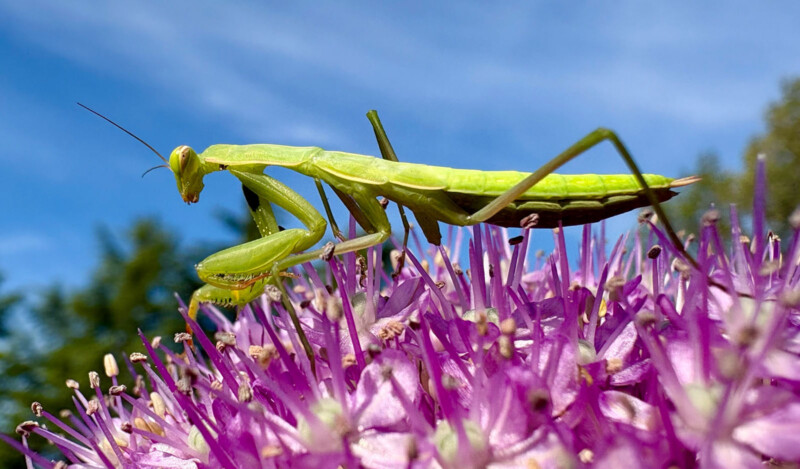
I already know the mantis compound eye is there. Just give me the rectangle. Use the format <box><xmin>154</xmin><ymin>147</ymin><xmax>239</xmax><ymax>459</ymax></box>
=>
<box><xmin>178</xmin><ymin>146</ymin><xmax>191</xmax><ymax>172</ymax></box>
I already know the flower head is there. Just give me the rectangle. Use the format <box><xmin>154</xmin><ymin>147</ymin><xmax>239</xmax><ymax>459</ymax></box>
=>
<box><xmin>6</xmin><ymin>157</ymin><xmax>800</xmax><ymax>468</ymax></box>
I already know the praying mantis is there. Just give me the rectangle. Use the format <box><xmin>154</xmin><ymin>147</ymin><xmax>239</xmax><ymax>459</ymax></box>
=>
<box><xmin>80</xmin><ymin>105</ymin><xmax>696</xmax><ymax>329</ymax></box>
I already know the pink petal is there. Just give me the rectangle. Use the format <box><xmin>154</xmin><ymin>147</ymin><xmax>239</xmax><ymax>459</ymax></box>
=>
<box><xmin>733</xmin><ymin>402</ymin><xmax>800</xmax><ymax>461</ymax></box>
<box><xmin>599</xmin><ymin>391</ymin><xmax>660</xmax><ymax>431</ymax></box>
<box><xmin>353</xmin><ymin>349</ymin><xmax>421</xmax><ymax>429</ymax></box>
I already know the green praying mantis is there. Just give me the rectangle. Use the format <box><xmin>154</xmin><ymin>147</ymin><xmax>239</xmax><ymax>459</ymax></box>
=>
<box><xmin>79</xmin><ymin>105</ymin><xmax>697</xmax><ymax>329</ymax></box>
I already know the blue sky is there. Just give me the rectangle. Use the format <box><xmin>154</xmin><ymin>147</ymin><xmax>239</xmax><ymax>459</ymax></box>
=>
<box><xmin>2</xmin><ymin>1</ymin><xmax>799</xmax><ymax>294</ymax></box>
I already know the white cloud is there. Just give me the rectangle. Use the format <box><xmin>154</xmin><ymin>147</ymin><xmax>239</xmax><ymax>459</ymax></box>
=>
<box><xmin>0</xmin><ymin>233</ymin><xmax>51</xmax><ymax>255</ymax></box>
<box><xmin>3</xmin><ymin>1</ymin><xmax>795</xmax><ymax>137</ymax></box>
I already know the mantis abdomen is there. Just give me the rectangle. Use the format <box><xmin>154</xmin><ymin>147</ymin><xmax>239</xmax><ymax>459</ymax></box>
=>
<box><xmin>204</xmin><ymin>145</ymin><xmax>685</xmax><ymax>228</ymax></box>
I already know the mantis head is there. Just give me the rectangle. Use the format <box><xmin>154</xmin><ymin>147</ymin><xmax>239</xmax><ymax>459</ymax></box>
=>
<box><xmin>169</xmin><ymin>145</ymin><xmax>206</xmax><ymax>204</ymax></box>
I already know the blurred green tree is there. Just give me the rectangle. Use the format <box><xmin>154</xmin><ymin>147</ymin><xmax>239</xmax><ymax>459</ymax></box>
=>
<box><xmin>739</xmin><ymin>78</ymin><xmax>800</xmax><ymax>240</ymax></box>
<box><xmin>664</xmin><ymin>151</ymin><xmax>738</xmax><ymax>238</ymax></box>
<box><xmin>667</xmin><ymin>77</ymin><xmax>800</xmax><ymax>242</ymax></box>
<box><xmin>0</xmin><ymin>218</ymin><xmax>211</xmax><ymax>466</ymax></box>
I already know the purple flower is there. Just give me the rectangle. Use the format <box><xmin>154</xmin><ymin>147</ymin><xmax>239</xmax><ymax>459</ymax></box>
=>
<box><xmin>5</xmin><ymin>155</ymin><xmax>800</xmax><ymax>468</ymax></box>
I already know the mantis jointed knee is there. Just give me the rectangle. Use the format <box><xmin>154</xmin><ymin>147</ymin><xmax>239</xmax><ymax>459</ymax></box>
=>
<box><xmin>80</xmin><ymin>104</ymin><xmax>698</xmax><ymax>365</ymax></box>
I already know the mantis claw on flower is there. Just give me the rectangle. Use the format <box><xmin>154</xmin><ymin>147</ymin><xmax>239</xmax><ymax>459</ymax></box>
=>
<box><xmin>80</xmin><ymin>104</ymin><xmax>697</xmax><ymax>365</ymax></box>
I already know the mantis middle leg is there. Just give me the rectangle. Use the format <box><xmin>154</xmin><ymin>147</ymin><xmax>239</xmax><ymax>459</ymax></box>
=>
<box><xmin>272</xmin><ymin>189</ymin><xmax>392</xmax><ymax>271</ymax></box>
<box><xmin>314</xmin><ymin>178</ymin><xmax>377</xmax><ymax>240</ymax></box>
<box><xmin>366</xmin><ymin>110</ymin><xmax>414</xmax><ymax>273</ymax></box>
<box><xmin>313</xmin><ymin>110</ymin><xmax>406</xmax><ymax>251</ymax></box>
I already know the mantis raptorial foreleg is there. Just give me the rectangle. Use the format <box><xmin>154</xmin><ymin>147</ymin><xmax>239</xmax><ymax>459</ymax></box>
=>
<box><xmin>194</xmin><ymin>170</ymin><xmax>327</xmax><ymax>290</ymax></box>
<box><xmin>242</xmin><ymin>184</ymin><xmax>281</xmax><ymax>237</ymax></box>
<box><xmin>188</xmin><ymin>173</ymin><xmax>393</xmax><ymax>313</ymax></box>
<box><xmin>187</xmin><ymin>170</ymin><xmax>329</xmax><ymax>367</ymax></box>
<box><xmin>187</xmin><ymin>170</ymin><xmax>328</xmax><ymax>319</ymax></box>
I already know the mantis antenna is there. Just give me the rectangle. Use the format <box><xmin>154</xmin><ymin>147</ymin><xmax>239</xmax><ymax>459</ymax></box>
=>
<box><xmin>77</xmin><ymin>102</ymin><xmax>171</xmax><ymax>175</ymax></box>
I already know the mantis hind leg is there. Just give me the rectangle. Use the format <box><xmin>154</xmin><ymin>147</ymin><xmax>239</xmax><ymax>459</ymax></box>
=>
<box><xmin>464</xmin><ymin>128</ymin><xmax>697</xmax><ymax>269</ymax></box>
